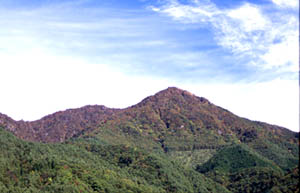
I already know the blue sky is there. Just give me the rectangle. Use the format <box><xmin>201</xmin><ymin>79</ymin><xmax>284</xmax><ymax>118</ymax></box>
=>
<box><xmin>0</xmin><ymin>0</ymin><xmax>298</xmax><ymax>131</ymax></box>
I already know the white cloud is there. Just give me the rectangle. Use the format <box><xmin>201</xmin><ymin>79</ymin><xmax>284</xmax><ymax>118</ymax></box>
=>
<box><xmin>152</xmin><ymin>0</ymin><xmax>298</xmax><ymax>73</ymax></box>
<box><xmin>153</xmin><ymin>1</ymin><xmax>217</xmax><ymax>23</ymax></box>
<box><xmin>261</xmin><ymin>15</ymin><xmax>298</xmax><ymax>69</ymax></box>
<box><xmin>262</xmin><ymin>35</ymin><xmax>298</xmax><ymax>69</ymax></box>
<box><xmin>271</xmin><ymin>0</ymin><xmax>299</xmax><ymax>8</ymax></box>
<box><xmin>226</xmin><ymin>4</ymin><xmax>268</xmax><ymax>32</ymax></box>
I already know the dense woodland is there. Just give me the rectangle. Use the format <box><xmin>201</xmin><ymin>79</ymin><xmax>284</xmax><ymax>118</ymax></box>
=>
<box><xmin>0</xmin><ymin>87</ymin><xmax>299</xmax><ymax>192</ymax></box>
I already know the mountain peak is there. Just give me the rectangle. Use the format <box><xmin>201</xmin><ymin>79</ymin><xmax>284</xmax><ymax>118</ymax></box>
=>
<box><xmin>134</xmin><ymin>87</ymin><xmax>210</xmax><ymax>110</ymax></box>
<box><xmin>164</xmin><ymin>86</ymin><xmax>184</xmax><ymax>92</ymax></box>
<box><xmin>157</xmin><ymin>87</ymin><xmax>209</xmax><ymax>104</ymax></box>
<box><xmin>158</xmin><ymin>87</ymin><xmax>194</xmax><ymax>96</ymax></box>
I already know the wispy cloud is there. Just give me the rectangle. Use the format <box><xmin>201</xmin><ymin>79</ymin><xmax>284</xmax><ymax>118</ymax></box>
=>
<box><xmin>0</xmin><ymin>3</ymin><xmax>224</xmax><ymax>82</ymax></box>
<box><xmin>151</xmin><ymin>0</ymin><xmax>298</xmax><ymax>75</ymax></box>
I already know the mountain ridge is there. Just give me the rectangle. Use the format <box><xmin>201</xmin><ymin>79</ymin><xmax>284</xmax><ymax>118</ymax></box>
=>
<box><xmin>0</xmin><ymin>105</ymin><xmax>119</xmax><ymax>142</ymax></box>
<box><xmin>0</xmin><ymin>87</ymin><xmax>297</xmax><ymax>143</ymax></box>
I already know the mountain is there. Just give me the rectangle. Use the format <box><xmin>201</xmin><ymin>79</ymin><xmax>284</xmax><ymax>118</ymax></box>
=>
<box><xmin>0</xmin><ymin>87</ymin><xmax>298</xmax><ymax>192</ymax></box>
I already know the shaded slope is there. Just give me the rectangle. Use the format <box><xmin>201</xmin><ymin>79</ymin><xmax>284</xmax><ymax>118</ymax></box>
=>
<box><xmin>269</xmin><ymin>167</ymin><xmax>299</xmax><ymax>193</ymax></box>
<box><xmin>195</xmin><ymin>145</ymin><xmax>298</xmax><ymax>193</ymax></box>
<box><xmin>196</xmin><ymin>144</ymin><xmax>281</xmax><ymax>174</ymax></box>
